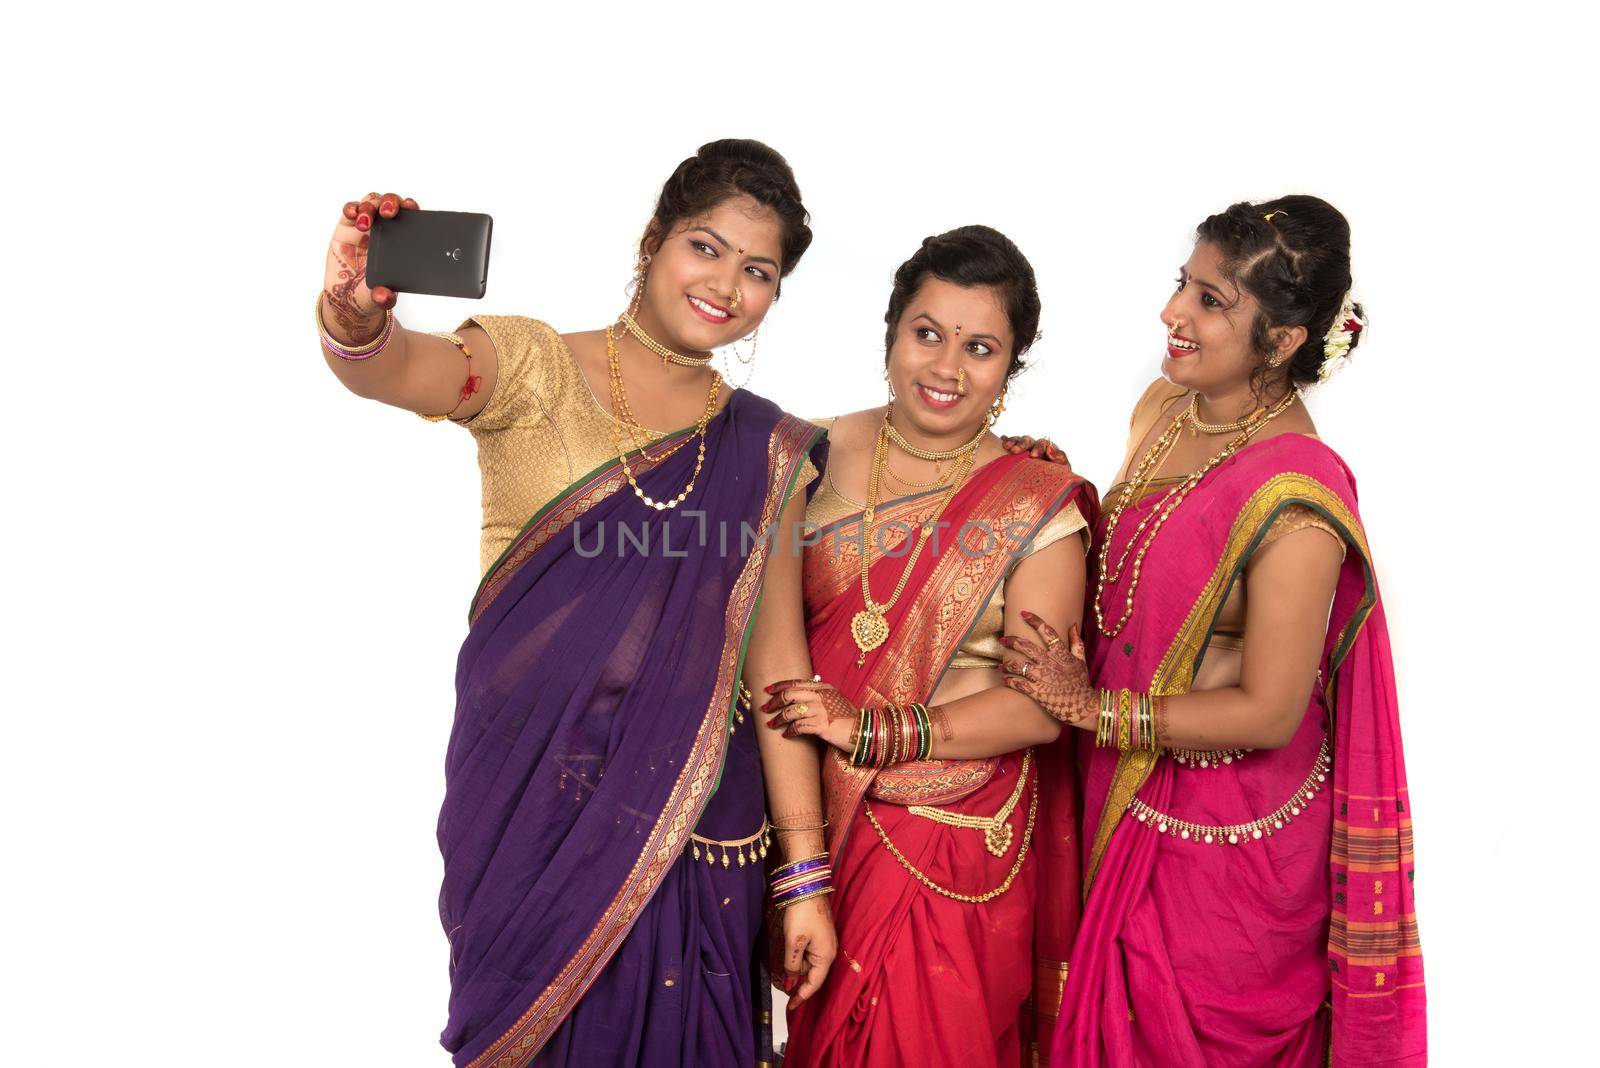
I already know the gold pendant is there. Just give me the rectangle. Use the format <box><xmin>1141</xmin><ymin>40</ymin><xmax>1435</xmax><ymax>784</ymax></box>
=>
<box><xmin>985</xmin><ymin>822</ymin><xmax>1015</xmax><ymax>857</ymax></box>
<box><xmin>852</xmin><ymin>608</ymin><xmax>890</xmax><ymax>666</ymax></box>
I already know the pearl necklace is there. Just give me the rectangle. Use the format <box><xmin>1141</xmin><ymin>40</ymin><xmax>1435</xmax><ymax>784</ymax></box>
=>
<box><xmin>1094</xmin><ymin>390</ymin><xmax>1298</xmax><ymax>638</ymax></box>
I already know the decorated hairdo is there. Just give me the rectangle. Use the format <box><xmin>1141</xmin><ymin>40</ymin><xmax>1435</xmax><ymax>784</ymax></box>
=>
<box><xmin>1197</xmin><ymin>195</ymin><xmax>1366</xmax><ymax>388</ymax></box>
<box><xmin>882</xmin><ymin>224</ymin><xmax>1041</xmax><ymax>378</ymax></box>
<box><xmin>647</xmin><ymin>139</ymin><xmax>813</xmax><ymax>296</ymax></box>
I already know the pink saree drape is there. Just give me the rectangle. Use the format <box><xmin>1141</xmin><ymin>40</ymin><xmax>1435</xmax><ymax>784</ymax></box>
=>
<box><xmin>1053</xmin><ymin>434</ymin><xmax>1425</xmax><ymax>1068</ymax></box>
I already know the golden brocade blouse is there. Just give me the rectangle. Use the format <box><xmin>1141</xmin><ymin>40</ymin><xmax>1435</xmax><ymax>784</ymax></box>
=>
<box><xmin>804</xmin><ymin>416</ymin><xmax>1089</xmax><ymax>671</ymax></box>
<box><xmin>421</xmin><ymin>314</ymin><xmax>819</xmax><ymax>575</ymax></box>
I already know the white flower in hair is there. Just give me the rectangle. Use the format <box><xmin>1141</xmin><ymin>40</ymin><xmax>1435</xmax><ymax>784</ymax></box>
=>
<box><xmin>1318</xmin><ymin>291</ymin><xmax>1364</xmax><ymax>382</ymax></box>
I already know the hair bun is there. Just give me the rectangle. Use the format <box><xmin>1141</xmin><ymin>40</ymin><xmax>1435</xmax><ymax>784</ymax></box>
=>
<box><xmin>648</xmin><ymin>140</ymin><xmax>813</xmax><ymax>285</ymax></box>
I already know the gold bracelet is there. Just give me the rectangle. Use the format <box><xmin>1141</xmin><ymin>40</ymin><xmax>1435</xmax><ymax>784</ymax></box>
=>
<box><xmin>315</xmin><ymin>292</ymin><xmax>391</xmax><ymax>356</ymax></box>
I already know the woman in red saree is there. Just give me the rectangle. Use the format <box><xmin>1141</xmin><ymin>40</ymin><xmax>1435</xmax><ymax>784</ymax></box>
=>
<box><xmin>763</xmin><ymin>226</ymin><xmax>1096</xmax><ymax>1067</ymax></box>
<box><xmin>1005</xmin><ymin>196</ymin><xmax>1425</xmax><ymax>1066</ymax></box>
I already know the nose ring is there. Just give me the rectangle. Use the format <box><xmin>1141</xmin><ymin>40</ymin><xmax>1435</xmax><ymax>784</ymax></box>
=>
<box><xmin>729</xmin><ymin>287</ymin><xmax>743</xmax><ymax>310</ymax></box>
<box><xmin>957</xmin><ymin>368</ymin><xmax>968</xmax><ymax>396</ymax></box>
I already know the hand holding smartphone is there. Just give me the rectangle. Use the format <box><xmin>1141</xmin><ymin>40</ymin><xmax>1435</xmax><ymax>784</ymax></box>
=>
<box><xmin>366</xmin><ymin>208</ymin><xmax>494</xmax><ymax>300</ymax></box>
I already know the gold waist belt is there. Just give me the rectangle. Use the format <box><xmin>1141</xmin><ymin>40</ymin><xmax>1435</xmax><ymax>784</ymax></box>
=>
<box><xmin>864</xmin><ymin>749</ymin><xmax>1037</xmax><ymax>904</ymax></box>
<box><xmin>689</xmin><ymin>819</ymin><xmax>770</xmax><ymax>868</ymax></box>
<box><xmin>906</xmin><ymin>748</ymin><xmax>1033</xmax><ymax>856</ymax></box>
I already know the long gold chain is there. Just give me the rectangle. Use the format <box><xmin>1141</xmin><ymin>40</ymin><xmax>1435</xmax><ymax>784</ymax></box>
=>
<box><xmin>618</xmin><ymin>311</ymin><xmax>714</xmax><ymax>368</ymax></box>
<box><xmin>851</xmin><ymin>414</ymin><xmax>978</xmax><ymax>664</ymax></box>
<box><xmin>1094</xmin><ymin>390</ymin><xmax>1299</xmax><ymax>637</ymax></box>
<box><xmin>606</xmin><ymin>325</ymin><xmax>722</xmax><ymax>511</ymax></box>
<box><xmin>863</xmin><ymin>759</ymin><xmax>1037</xmax><ymax>903</ymax></box>
<box><xmin>885</xmin><ymin>404</ymin><xmax>988</xmax><ymax>460</ymax></box>
<box><xmin>907</xmin><ymin>749</ymin><xmax>1033</xmax><ymax>857</ymax></box>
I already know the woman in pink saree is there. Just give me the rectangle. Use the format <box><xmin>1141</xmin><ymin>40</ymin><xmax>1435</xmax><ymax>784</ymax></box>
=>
<box><xmin>1005</xmin><ymin>196</ymin><xmax>1425</xmax><ymax>1066</ymax></box>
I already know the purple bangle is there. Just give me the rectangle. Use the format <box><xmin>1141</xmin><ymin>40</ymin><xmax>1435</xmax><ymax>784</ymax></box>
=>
<box><xmin>771</xmin><ymin>856</ymin><xmax>830</xmax><ymax>882</ymax></box>
<box><xmin>771</xmin><ymin>875</ymin><xmax>833</xmax><ymax>907</ymax></box>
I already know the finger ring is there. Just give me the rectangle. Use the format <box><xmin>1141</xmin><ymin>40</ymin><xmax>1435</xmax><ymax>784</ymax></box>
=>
<box><xmin>1021</xmin><ymin>663</ymin><xmax>1031</xmax><ymax>678</ymax></box>
<box><xmin>792</xmin><ymin>703</ymin><xmax>810</xmax><ymax>720</ymax></box>
<box><xmin>1043</xmin><ymin>636</ymin><xmax>1059</xmax><ymax>649</ymax></box>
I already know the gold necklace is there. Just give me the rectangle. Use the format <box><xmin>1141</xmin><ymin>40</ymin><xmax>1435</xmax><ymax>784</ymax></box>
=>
<box><xmin>885</xmin><ymin>404</ymin><xmax>989</xmax><ymax>460</ymax></box>
<box><xmin>851</xmin><ymin>415</ymin><xmax>978</xmax><ymax>665</ymax></box>
<box><xmin>605</xmin><ymin>325</ymin><xmax>722</xmax><ymax>511</ymax></box>
<box><xmin>618</xmin><ymin>312</ymin><xmax>714</xmax><ymax>368</ymax></box>
<box><xmin>1186</xmin><ymin>393</ymin><xmax>1281</xmax><ymax>435</ymax></box>
<box><xmin>885</xmin><ymin>456</ymin><xmax>951</xmax><ymax>489</ymax></box>
<box><xmin>1094</xmin><ymin>390</ymin><xmax>1298</xmax><ymax>637</ymax></box>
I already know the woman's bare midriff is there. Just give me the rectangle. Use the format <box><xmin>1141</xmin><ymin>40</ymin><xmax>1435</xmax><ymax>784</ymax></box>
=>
<box><xmin>929</xmin><ymin>665</ymin><xmax>1005</xmax><ymax>707</ymax></box>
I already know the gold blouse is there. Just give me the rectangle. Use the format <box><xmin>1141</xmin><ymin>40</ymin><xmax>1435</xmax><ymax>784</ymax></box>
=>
<box><xmin>421</xmin><ymin>314</ymin><xmax>818</xmax><ymax>575</ymax></box>
<box><xmin>804</xmin><ymin>416</ymin><xmax>1089</xmax><ymax>671</ymax></box>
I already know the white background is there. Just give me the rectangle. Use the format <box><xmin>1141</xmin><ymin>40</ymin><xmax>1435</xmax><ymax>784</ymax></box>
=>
<box><xmin>3</xmin><ymin>3</ymin><xmax>1592</xmax><ymax>1064</ymax></box>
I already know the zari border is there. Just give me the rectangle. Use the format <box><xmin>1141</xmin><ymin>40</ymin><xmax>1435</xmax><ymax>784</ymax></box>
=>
<box><xmin>465</xmin><ymin>416</ymin><xmax>823</xmax><ymax>1068</ymax></box>
<box><xmin>467</xmin><ymin>426</ymin><xmax>696</xmax><ymax>625</ymax></box>
<box><xmin>1083</xmin><ymin>472</ymin><xmax>1373</xmax><ymax>897</ymax></box>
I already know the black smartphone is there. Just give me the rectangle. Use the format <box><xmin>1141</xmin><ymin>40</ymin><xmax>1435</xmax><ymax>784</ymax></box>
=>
<box><xmin>367</xmin><ymin>209</ymin><xmax>493</xmax><ymax>299</ymax></box>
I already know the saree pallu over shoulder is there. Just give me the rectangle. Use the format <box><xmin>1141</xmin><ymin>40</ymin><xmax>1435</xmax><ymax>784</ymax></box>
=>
<box><xmin>438</xmin><ymin>390</ymin><xmax>826</xmax><ymax>1068</ymax></box>
<box><xmin>801</xmin><ymin>454</ymin><xmax>1097</xmax><ymax>856</ymax></box>
<box><xmin>1059</xmin><ymin>434</ymin><xmax>1425</xmax><ymax>1068</ymax></box>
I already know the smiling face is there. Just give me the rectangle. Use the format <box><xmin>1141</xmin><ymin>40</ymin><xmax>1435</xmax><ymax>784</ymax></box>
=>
<box><xmin>886</xmin><ymin>276</ymin><xmax>1014</xmax><ymax>438</ymax></box>
<box><xmin>1159</xmin><ymin>241</ymin><xmax>1269</xmax><ymax>395</ymax></box>
<box><xmin>637</xmin><ymin>194</ymin><xmax>783</xmax><ymax>352</ymax></box>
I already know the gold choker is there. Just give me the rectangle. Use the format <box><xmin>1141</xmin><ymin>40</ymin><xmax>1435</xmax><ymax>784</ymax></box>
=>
<box><xmin>884</xmin><ymin>404</ymin><xmax>989</xmax><ymax>461</ymax></box>
<box><xmin>618</xmin><ymin>312</ymin><xmax>714</xmax><ymax>368</ymax></box>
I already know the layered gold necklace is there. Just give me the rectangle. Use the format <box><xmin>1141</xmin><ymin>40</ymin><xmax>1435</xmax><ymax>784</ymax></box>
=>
<box><xmin>851</xmin><ymin>410</ymin><xmax>981</xmax><ymax>665</ymax></box>
<box><xmin>618</xmin><ymin>311</ymin><xmax>714</xmax><ymax>368</ymax></box>
<box><xmin>1094</xmin><ymin>390</ymin><xmax>1299</xmax><ymax>638</ymax></box>
<box><xmin>606</xmin><ymin>324</ymin><xmax>722</xmax><ymax>511</ymax></box>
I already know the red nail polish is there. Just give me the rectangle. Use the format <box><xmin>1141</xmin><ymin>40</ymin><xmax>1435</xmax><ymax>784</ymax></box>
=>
<box><xmin>356</xmin><ymin>214</ymin><xmax>370</xmax><ymax>231</ymax></box>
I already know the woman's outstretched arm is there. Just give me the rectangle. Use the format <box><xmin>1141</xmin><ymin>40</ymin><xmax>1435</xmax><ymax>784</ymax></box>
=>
<box><xmin>317</xmin><ymin>192</ymin><xmax>500</xmax><ymax>420</ymax></box>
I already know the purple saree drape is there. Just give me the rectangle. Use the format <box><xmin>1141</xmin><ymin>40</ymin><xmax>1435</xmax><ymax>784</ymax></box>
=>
<box><xmin>437</xmin><ymin>389</ymin><xmax>825</xmax><ymax>1068</ymax></box>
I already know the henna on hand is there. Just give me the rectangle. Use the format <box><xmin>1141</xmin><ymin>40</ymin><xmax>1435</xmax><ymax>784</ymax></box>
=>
<box><xmin>770</xmin><ymin>807</ymin><xmax>828</xmax><ymax>861</ymax></box>
<box><xmin>930</xmin><ymin>704</ymin><xmax>954</xmax><ymax>743</ymax></box>
<box><xmin>1001</xmin><ymin>615</ymin><xmax>1096</xmax><ymax>725</ymax></box>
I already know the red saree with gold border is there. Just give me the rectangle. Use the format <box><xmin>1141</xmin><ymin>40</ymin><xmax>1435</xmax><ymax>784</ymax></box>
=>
<box><xmin>1053</xmin><ymin>434</ymin><xmax>1425</xmax><ymax>1067</ymax></box>
<box><xmin>783</xmin><ymin>453</ymin><xmax>1096</xmax><ymax>1068</ymax></box>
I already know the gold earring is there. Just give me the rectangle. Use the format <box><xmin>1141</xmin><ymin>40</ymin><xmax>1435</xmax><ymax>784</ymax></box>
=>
<box><xmin>985</xmin><ymin>381</ymin><xmax>1010</xmax><ymax>427</ymax></box>
<box><xmin>628</xmin><ymin>252</ymin><xmax>652</xmax><ymax>318</ymax></box>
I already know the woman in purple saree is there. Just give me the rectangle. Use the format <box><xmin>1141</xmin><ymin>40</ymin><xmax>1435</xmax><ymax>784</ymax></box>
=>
<box><xmin>316</xmin><ymin>140</ymin><xmax>836</xmax><ymax>1067</ymax></box>
<box><xmin>1005</xmin><ymin>196</ymin><xmax>1426</xmax><ymax>1066</ymax></box>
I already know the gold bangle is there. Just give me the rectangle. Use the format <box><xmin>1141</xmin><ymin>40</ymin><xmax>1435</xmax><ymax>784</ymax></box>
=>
<box><xmin>315</xmin><ymin>292</ymin><xmax>391</xmax><ymax>355</ymax></box>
